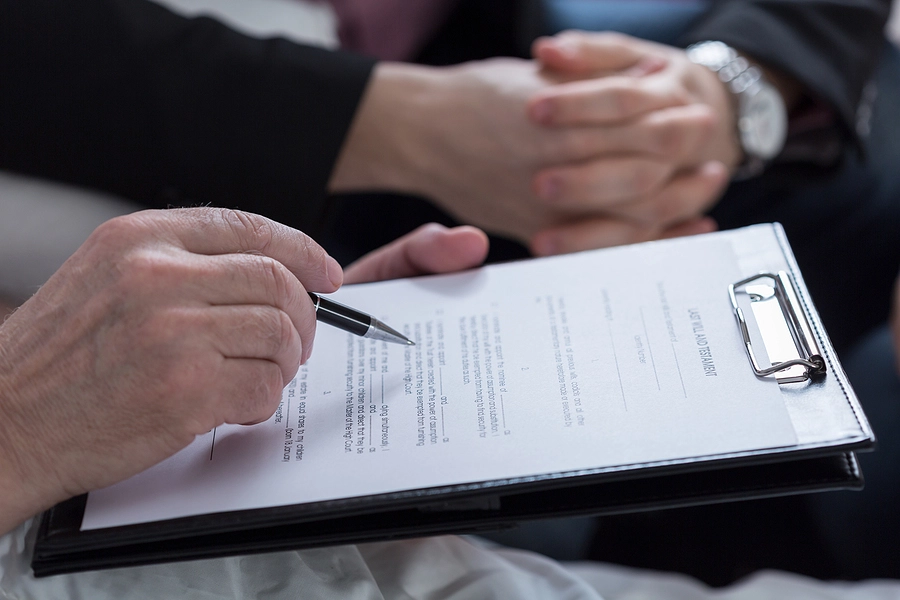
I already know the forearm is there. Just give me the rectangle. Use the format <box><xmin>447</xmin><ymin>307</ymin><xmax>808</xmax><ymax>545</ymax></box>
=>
<box><xmin>0</xmin><ymin>370</ymin><xmax>61</xmax><ymax>537</ymax></box>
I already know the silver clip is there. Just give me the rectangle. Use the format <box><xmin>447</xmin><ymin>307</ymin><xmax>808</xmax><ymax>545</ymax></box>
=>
<box><xmin>728</xmin><ymin>271</ymin><xmax>826</xmax><ymax>383</ymax></box>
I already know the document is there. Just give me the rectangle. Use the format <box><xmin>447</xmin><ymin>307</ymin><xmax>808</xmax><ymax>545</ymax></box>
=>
<box><xmin>82</xmin><ymin>234</ymin><xmax>797</xmax><ymax>530</ymax></box>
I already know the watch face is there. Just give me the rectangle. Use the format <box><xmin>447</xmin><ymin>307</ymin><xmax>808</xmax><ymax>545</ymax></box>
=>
<box><xmin>739</xmin><ymin>85</ymin><xmax>788</xmax><ymax>160</ymax></box>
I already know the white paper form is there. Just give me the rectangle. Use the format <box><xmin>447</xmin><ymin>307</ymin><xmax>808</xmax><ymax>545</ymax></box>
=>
<box><xmin>82</xmin><ymin>234</ymin><xmax>797</xmax><ymax>529</ymax></box>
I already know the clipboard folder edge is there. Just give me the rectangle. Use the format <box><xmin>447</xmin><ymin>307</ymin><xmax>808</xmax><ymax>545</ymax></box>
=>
<box><xmin>770</xmin><ymin>223</ymin><xmax>874</xmax><ymax>441</ymax></box>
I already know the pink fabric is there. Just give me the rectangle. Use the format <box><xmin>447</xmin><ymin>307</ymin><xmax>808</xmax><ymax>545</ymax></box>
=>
<box><xmin>328</xmin><ymin>0</ymin><xmax>459</xmax><ymax>61</ymax></box>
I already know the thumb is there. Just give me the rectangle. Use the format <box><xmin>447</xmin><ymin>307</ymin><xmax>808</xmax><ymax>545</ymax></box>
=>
<box><xmin>343</xmin><ymin>224</ymin><xmax>489</xmax><ymax>284</ymax></box>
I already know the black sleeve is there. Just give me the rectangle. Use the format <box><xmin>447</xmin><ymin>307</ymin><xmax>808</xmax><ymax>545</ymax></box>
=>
<box><xmin>0</xmin><ymin>0</ymin><xmax>376</xmax><ymax>233</ymax></box>
<box><xmin>679</xmin><ymin>0</ymin><xmax>891</xmax><ymax>145</ymax></box>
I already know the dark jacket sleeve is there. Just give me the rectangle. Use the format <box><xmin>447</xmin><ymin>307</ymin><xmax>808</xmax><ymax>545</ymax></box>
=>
<box><xmin>0</xmin><ymin>0</ymin><xmax>376</xmax><ymax>233</ymax></box>
<box><xmin>679</xmin><ymin>0</ymin><xmax>891</xmax><ymax>147</ymax></box>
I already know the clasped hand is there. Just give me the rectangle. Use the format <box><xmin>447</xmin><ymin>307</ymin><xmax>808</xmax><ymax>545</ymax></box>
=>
<box><xmin>526</xmin><ymin>31</ymin><xmax>741</xmax><ymax>254</ymax></box>
<box><xmin>339</xmin><ymin>31</ymin><xmax>740</xmax><ymax>255</ymax></box>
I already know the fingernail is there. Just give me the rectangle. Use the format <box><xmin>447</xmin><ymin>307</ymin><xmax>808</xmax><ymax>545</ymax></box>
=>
<box><xmin>537</xmin><ymin>176</ymin><xmax>561</xmax><ymax>201</ymax></box>
<box><xmin>530</xmin><ymin>99</ymin><xmax>554</xmax><ymax>124</ymax></box>
<box><xmin>325</xmin><ymin>255</ymin><xmax>343</xmax><ymax>289</ymax></box>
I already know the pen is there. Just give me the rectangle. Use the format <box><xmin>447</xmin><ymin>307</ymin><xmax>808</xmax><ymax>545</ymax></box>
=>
<box><xmin>308</xmin><ymin>292</ymin><xmax>414</xmax><ymax>346</ymax></box>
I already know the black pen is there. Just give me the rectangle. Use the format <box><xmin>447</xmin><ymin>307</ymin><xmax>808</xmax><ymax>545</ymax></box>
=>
<box><xmin>308</xmin><ymin>292</ymin><xmax>414</xmax><ymax>346</ymax></box>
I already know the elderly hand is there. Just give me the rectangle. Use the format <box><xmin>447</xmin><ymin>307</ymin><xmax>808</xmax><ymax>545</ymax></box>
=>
<box><xmin>0</xmin><ymin>212</ymin><xmax>488</xmax><ymax>535</ymax></box>
<box><xmin>524</xmin><ymin>31</ymin><xmax>739</xmax><ymax>253</ymax></box>
<box><xmin>0</xmin><ymin>208</ymin><xmax>342</xmax><ymax>534</ymax></box>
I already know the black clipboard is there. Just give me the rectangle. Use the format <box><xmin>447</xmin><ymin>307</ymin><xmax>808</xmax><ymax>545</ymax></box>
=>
<box><xmin>31</xmin><ymin>224</ymin><xmax>875</xmax><ymax>577</ymax></box>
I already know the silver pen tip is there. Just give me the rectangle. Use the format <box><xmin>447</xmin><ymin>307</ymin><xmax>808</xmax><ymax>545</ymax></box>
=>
<box><xmin>407</xmin><ymin>340</ymin><xmax>416</xmax><ymax>346</ymax></box>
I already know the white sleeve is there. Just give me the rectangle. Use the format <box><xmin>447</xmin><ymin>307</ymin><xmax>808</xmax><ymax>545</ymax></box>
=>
<box><xmin>567</xmin><ymin>560</ymin><xmax>900</xmax><ymax>600</ymax></box>
<box><xmin>4</xmin><ymin>517</ymin><xmax>899</xmax><ymax>600</ymax></box>
<box><xmin>0</xmin><ymin>171</ymin><xmax>139</xmax><ymax>303</ymax></box>
<box><xmin>2</xmin><ymin>521</ymin><xmax>605</xmax><ymax>600</ymax></box>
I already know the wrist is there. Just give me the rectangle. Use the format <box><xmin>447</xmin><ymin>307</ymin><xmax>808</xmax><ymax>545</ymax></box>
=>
<box><xmin>328</xmin><ymin>62</ymin><xmax>444</xmax><ymax>197</ymax></box>
<box><xmin>0</xmin><ymin>382</ymin><xmax>42</xmax><ymax>535</ymax></box>
<box><xmin>687</xmin><ymin>58</ymin><xmax>743</xmax><ymax>171</ymax></box>
<box><xmin>0</xmin><ymin>331</ymin><xmax>66</xmax><ymax>535</ymax></box>
<box><xmin>687</xmin><ymin>41</ymin><xmax>789</xmax><ymax>178</ymax></box>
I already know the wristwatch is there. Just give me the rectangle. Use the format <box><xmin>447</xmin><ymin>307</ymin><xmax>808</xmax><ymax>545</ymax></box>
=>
<box><xmin>686</xmin><ymin>41</ymin><xmax>788</xmax><ymax>178</ymax></box>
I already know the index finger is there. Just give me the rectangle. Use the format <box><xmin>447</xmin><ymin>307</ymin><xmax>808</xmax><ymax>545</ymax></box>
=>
<box><xmin>141</xmin><ymin>207</ymin><xmax>343</xmax><ymax>293</ymax></box>
<box><xmin>528</xmin><ymin>75</ymin><xmax>689</xmax><ymax>126</ymax></box>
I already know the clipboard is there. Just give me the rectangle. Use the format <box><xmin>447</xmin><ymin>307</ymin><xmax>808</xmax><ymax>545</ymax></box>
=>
<box><xmin>30</xmin><ymin>223</ymin><xmax>875</xmax><ymax>576</ymax></box>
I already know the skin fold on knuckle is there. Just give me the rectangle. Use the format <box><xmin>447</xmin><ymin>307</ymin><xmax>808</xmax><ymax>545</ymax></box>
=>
<box><xmin>250</xmin><ymin>306</ymin><xmax>297</xmax><ymax>362</ymax></box>
<box><xmin>81</xmin><ymin>215</ymin><xmax>154</xmax><ymax>276</ymax></box>
<box><xmin>252</xmin><ymin>255</ymin><xmax>295</xmax><ymax>312</ymax></box>
<box><xmin>240</xmin><ymin>363</ymin><xmax>284</xmax><ymax>424</ymax></box>
<box><xmin>221</xmin><ymin>209</ymin><xmax>275</xmax><ymax>255</ymax></box>
<box><xmin>114</xmin><ymin>248</ymin><xmax>188</xmax><ymax>303</ymax></box>
<box><xmin>294</xmin><ymin>232</ymin><xmax>321</xmax><ymax>269</ymax></box>
<box><xmin>274</xmin><ymin>308</ymin><xmax>303</xmax><ymax>377</ymax></box>
<box><xmin>87</xmin><ymin>215</ymin><xmax>142</xmax><ymax>252</ymax></box>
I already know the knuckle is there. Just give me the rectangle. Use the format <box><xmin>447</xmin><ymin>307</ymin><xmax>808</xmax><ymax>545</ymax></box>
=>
<box><xmin>143</xmin><ymin>319</ymin><xmax>212</xmax><ymax>397</ymax></box>
<box><xmin>115</xmin><ymin>249</ymin><xmax>182</xmax><ymax>295</ymax></box>
<box><xmin>259</xmin><ymin>308</ymin><xmax>296</xmax><ymax>357</ymax></box>
<box><xmin>220</xmin><ymin>209</ymin><xmax>274</xmax><ymax>254</ymax></box>
<box><xmin>298</xmin><ymin>311</ymin><xmax>318</xmax><ymax>360</ymax></box>
<box><xmin>89</xmin><ymin>213</ymin><xmax>145</xmax><ymax>251</ymax></box>
<box><xmin>629</xmin><ymin>162</ymin><xmax>666</xmax><ymax>195</ymax></box>
<box><xmin>254</xmin><ymin>255</ymin><xmax>294</xmax><ymax>303</ymax></box>
<box><xmin>247</xmin><ymin>364</ymin><xmax>284</xmax><ymax>417</ymax></box>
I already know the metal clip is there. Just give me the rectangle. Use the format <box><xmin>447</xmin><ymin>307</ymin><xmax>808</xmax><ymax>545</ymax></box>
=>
<box><xmin>729</xmin><ymin>271</ymin><xmax>825</xmax><ymax>383</ymax></box>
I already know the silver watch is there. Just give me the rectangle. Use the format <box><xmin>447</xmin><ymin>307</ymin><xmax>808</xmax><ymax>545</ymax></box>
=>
<box><xmin>686</xmin><ymin>41</ymin><xmax>788</xmax><ymax>177</ymax></box>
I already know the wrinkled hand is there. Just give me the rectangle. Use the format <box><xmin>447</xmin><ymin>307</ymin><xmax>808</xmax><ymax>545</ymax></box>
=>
<box><xmin>0</xmin><ymin>208</ymin><xmax>342</xmax><ymax>533</ymax></box>
<box><xmin>525</xmin><ymin>31</ymin><xmax>739</xmax><ymax>253</ymax></box>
